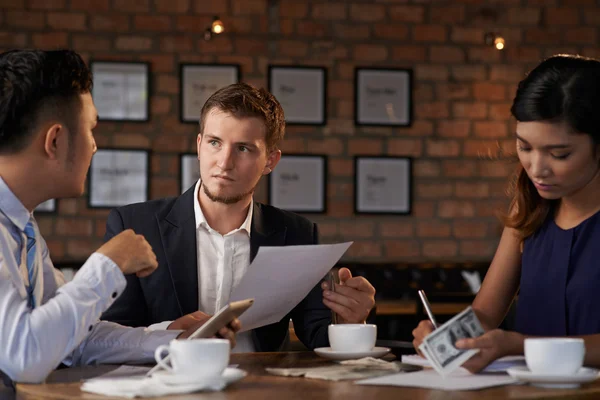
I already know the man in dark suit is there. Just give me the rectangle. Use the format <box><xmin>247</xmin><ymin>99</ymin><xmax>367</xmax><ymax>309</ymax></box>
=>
<box><xmin>102</xmin><ymin>83</ymin><xmax>376</xmax><ymax>352</ymax></box>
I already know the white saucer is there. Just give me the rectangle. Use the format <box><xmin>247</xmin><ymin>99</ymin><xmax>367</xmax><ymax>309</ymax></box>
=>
<box><xmin>152</xmin><ymin>367</ymin><xmax>247</xmax><ymax>386</ymax></box>
<box><xmin>506</xmin><ymin>366</ymin><xmax>600</xmax><ymax>389</ymax></box>
<box><xmin>314</xmin><ymin>347</ymin><xmax>391</xmax><ymax>361</ymax></box>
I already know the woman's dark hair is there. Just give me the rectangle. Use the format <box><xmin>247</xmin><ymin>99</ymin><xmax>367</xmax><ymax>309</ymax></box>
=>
<box><xmin>505</xmin><ymin>54</ymin><xmax>600</xmax><ymax>239</ymax></box>
<box><xmin>0</xmin><ymin>49</ymin><xmax>93</xmax><ymax>154</ymax></box>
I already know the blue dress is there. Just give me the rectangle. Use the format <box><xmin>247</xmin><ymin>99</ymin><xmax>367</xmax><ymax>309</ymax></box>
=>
<box><xmin>515</xmin><ymin>210</ymin><xmax>600</xmax><ymax>336</ymax></box>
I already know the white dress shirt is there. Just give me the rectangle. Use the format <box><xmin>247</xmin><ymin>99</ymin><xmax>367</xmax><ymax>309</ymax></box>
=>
<box><xmin>149</xmin><ymin>180</ymin><xmax>255</xmax><ymax>352</ymax></box>
<box><xmin>0</xmin><ymin>177</ymin><xmax>179</xmax><ymax>384</ymax></box>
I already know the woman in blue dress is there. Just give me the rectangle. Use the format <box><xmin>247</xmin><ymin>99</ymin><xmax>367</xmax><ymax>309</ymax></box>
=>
<box><xmin>413</xmin><ymin>54</ymin><xmax>600</xmax><ymax>372</ymax></box>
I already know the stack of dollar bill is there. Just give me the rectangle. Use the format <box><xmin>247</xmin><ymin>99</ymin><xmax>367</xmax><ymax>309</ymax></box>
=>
<box><xmin>418</xmin><ymin>306</ymin><xmax>485</xmax><ymax>376</ymax></box>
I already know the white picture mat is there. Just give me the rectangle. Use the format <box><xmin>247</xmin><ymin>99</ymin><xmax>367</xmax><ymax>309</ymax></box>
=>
<box><xmin>180</xmin><ymin>154</ymin><xmax>200</xmax><ymax>193</ymax></box>
<box><xmin>92</xmin><ymin>63</ymin><xmax>148</xmax><ymax>121</ymax></box>
<box><xmin>270</xmin><ymin>68</ymin><xmax>325</xmax><ymax>123</ymax></box>
<box><xmin>270</xmin><ymin>156</ymin><xmax>325</xmax><ymax>211</ymax></box>
<box><xmin>89</xmin><ymin>150</ymin><xmax>148</xmax><ymax>207</ymax></box>
<box><xmin>357</xmin><ymin>69</ymin><xmax>410</xmax><ymax>125</ymax></box>
<box><xmin>182</xmin><ymin>65</ymin><xmax>238</xmax><ymax>122</ymax></box>
<box><xmin>356</xmin><ymin>158</ymin><xmax>410</xmax><ymax>212</ymax></box>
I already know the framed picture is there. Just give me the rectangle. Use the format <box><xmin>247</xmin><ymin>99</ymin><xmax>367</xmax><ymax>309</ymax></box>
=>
<box><xmin>354</xmin><ymin>67</ymin><xmax>412</xmax><ymax>127</ymax></box>
<box><xmin>180</xmin><ymin>153</ymin><xmax>200</xmax><ymax>194</ymax></box>
<box><xmin>180</xmin><ymin>64</ymin><xmax>240</xmax><ymax>123</ymax></box>
<box><xmin>268</xmin><ymin>154</ymin><xmax>327</xmax><ymax>213</ymax></box>
<box><xmin>90</xmin><ymin>61</ymin><xmax>150</xmax><ymax>122</ymax></box>
<box><xmin>268</xmin><ymin>66</ymin><xmax>327</xmax><ymax>125</ymax></box>
<box><xmin>88</xmin><ymin>148</ymin><xmax>150</xmax><ymax>209</ymax></box>
<box><xmin>35</xmin><ymin>199</ymin><xmax>56</xmax><ymax>214</ymax></box>
<box><xmin>354</xmin><ymin>156</ymin><xmax>412</xmax><ymax>215</ymax></box>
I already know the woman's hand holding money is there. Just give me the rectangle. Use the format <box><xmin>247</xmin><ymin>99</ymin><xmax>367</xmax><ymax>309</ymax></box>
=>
<box><xmin>455</xmin><ymin>329</ymin><xmax>525</xmax><ymax>373</ymax></box>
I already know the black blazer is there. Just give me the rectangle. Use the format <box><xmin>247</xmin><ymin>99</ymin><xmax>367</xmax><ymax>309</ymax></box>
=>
<box><xmin>101</xmin><ymin>186</ymin><xmax>331</xmax><ymax>351</ymax></box>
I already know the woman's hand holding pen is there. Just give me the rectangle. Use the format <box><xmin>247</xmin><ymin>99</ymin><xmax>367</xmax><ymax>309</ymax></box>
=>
<box><xmin>412</xmin><ymin>320</ymin><xmax>435</xmax><ymax>357</ymax></box>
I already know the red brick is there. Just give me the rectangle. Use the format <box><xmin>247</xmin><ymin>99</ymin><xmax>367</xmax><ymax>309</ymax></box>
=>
<box><xmin>401</xmin><ymin>121</ymin><xmax>434</xmax><ymax>137</ymax></box>
<box><xmin>279</xmin><ymin>138</ymin><xmax>306</xmax><ymax>153</ymax></box>
<box><xmin>46</xmin><ymin>240</ymin><xmax>65</xmax><ymax>259</ymax></box>
<box><xmin>155</xmin><ymin>0</ymin><xmax>189</xmax><ymax>13</ymax></box>
<box><xmin>155</xmin><ymin>74</ymin><xmax>178</xmax><ymax>95</ymax></box>
<box><xmin>565</xmin><ymin>28</ymin><xmax>596</xmax><ymax>45</ymax></box>
<box><xmin>327</xmin><ymin>119</ymin><xmax>356</xmax><ymax>135</ymax></box>
<box><xmin>416</xmin><ymin>65</ymin><xmax>449</xmax><ymax>81</ymax></box>
<box><xmin>160</xmin><ymin>35</ymin><xmax>193</xmax><ymax>52</ymax></box>
<box><xmin>417</xmin><ymin>183</ymin><xmax>453</xmax><ymax>199</ymax></box>
<box><xmin>453</xmin><ymin>103</ymin><xmax>487</xmax><ymax>119</ymax></box>
<box><xmin>451</xmin><ymin>27</ymin><xmax>485</xmax><ymax>44</ymax></box>
<box><xmin>460</xmin><ymin>240</ymin><xmax>497</xmax><ymax>259</ymax></box>
<box><xmin>72</xmin><ymin>35</ymin><xmax>110</xmax><ymax>52</ymax></box>
<box><xmin>387</xmin><ymin>139</ymin><xmax>423</xmax><ymax>157</ymax></box>
<box><xmin>453</xmin><ymin>221</ymin><xmax>488</xmax><ymax>238</ymax></box>
<box><xmin>279</xmin><ymin>1</ymin><xmax>307</xmax><ymax>18</ymax></box>
<box><xmin>385</xmin><ymin>240</ymin><xmax>421</xmax><ymax>258</ymax></box>
<box><xmin>316</xmin><ymin>222</ymin><xmax>337</xmax><ymax>238</ymax></box>
<box><xmin>430</xmin><ymin>46</ymin><xmax>465</xmax><ymax>63</ymax></box>
<box><xmin>337</xmin><ymin>61</ymin><xmax>353</xmax><ymax>79</ymax></box>
<box><xmin>350</xmin><ymin>4</ymin><xmax>384</xmax><ymax>21</ymax></box>
<box><xmin>479</xmin><ymin>160</ymin><xmax>517</xmax><ymax>178</ymax></box>
<box><xmin>353</xmin><ymin>44</ymin><xmax>387</xmax><ymax>62</ymax></box>
<box><xmin>426</xmin><ymin>139</ymin><xmax>460</xmax><ymax>157</ymax></box>
<box><xmin>91</xmin><ymin>14</ymin><xmax>130</xmax><ymax>32</ymax></box>
<box><xmin>328</xmin><ymin>80</ymin><xmax>352</xmax><ymax>99</ymax></box>
<box><xmin>29</xmin><ymin>0</ymin><xmax>65</xmax><ymax>9</ymax></box>
<box><xmin>329</xmin><ymin>158</ymin><xmax>353</xmax><ymax>177</ymax></box>
<box><xmin>415</xmin><ymin>83</ymin><xmax>434</xmax><ymax>102</ymax></box>
<box><xmin>451</xmin><ymin>65</ymin><xmax>486</xmax><ymax>81</ymax></box>
<box><xmin>277</xmin><ymin>40</ymin><xmax>308</xmax><ymax>57</ymax></box>
<box><xmin>438</xmin><ymin>200</ymin><xmax>476</xmax><ymax>218</ymax></box>
<box><xmin>6</xmin><ymin>11</ymin><xmax>45</xmax><ymax>29</ymax></box>
<box><xmin>113</xmin><ymin>0</ymin><xmax>149</xmax><ymax>13</ymax></box>
<box><xmin>306</xmin><ymin>139</ymin><xmax>344</xmax><ymax>156</ymax></box>
<box><xmin>374</xmin><ymin>24</ymin><xmax>409</xmax><ymax>40</ymax></box>
<box><xmin>348</xmin><ymin>139</ymin><xmax>383</xmax><ymax>155</ymax></box>
<box><xmin>389</xmin><ymin>5</ymin><xmax>425</xmax><ymax>23</ymax></box>
<box><xmin>327</xmin><ymin>201</ymin><xmax>353</xmax><ymax>217</ymax></box>
<box><xmin>346</xmin><ymin>241</ymin><xmax>382</xmax><ymax>259</ymax></box>
<box><xmin>56</xmin><ymin>218</ymin><xmax>93</xmax><ymax>236</ymax></box>
<box><xmin>525</xmin><ymin>28</ymin><xmax>563</xmax><ymax>45</ymax></box>
<box><xmin>152</xmin><ymin>135</ymin><xmax>189</xmax><ymax>152</ymax></box>
<box><xmin>32</xmin><ymin>32</ymin><xmax>68</xmax><ymax>48</ymax></box>
<box><xmin>380</xmin><ymin>222</ymin><xmax>413</xmax><ymax>238</ymax></box>
<box><xmin>416</xmin><ymin>102</ymin><xmax>449</xmax><ymax>119</ymax></box>
<box><xmin>227</xmin><ymin>16</ymin><xmax>254</xmax><ymax>34</ymax></box>
<box><xmin>455</xmin><ymin>182</ymin><xmax>489</xmax><ymax>198</ymax></box>
<box><xmin>113</xmin><ymin>133</ymin><xmax>151</xmax><ymax>148</ymax></box>
<box><xmin>468</xmin><ymin>47</ymin><xmax>502</xmax><ymax>63</ymax></box>
<box><xmin>418</xmin><ymin>221</ymin><xmax>452</xmax><ymax>238</ymax></box>
<box><xmin>413</xmin><ymin>201</ymin><xmax>435</xmax><ymax>218</ymax></box>
<box><xmin>414</xmin><ymin>160</ymin><xmax>441</xmax><ymax>177</ymax></box>
<box><xmin>473</xmin><ymin>83</ymin><xmax>505</xmax><ymax>101</ymax></box>
<box><xmin>505</xmin><ymin>46</ymin><xmax>541</xmax><ymax>63</ymax></box>
<box><xmin>334</xmin><ymin>23</ymin><xmax>370</xmax><ymax>40</ymax></box>
<box><xmin>47</xmin><ymin>12</ymin><xmax>86</xmax><ymax>30</ymax></box>
<box><xmin>546</xmin><ymin>7</ymin><xmax>580</xmax><ymax>25</ymax></box>
<box><xmin>442</xmin><ymin>160</ymin><xmax>477</xmax><ymax>177</ymax></box>
<box><xmin>436</xmin><ymin>83</ymin><xmax>470</xmax><ymax>100</ymax></box>
<box><xmin>328</xmin><ymin>182</ymin><xmax>352</xmax><ymax>199</ymax></box>
<box><xmin>438</xmin><ymin>120</ymin><xmax>470</xmax><ymax>138</ymax></box>
<box><xmin>134</xmin><ymin>15</ymin><xmax>172</xmax><ymax>31</ymax></box>
<box><xmin>236</xmin><ymin>38</ymin><xmax>268</xmax><ymax>56</ymax></box>
<box><xmin>231</xmin><ymin>0</ymin><xmax>266</xmax><ymax>15</ymax></box>
<box><xmin>296</xmin><ymin>21</ymin><xmax>328</xmax><ymax>37</ymax></box>
<box><xmin>490</xmin><ymin>66</ymin><xmax>525</xmax><ymax>82</ymax></box>
<box><xmin>413</xmin><ymin>25</ymin><xmax>447</xmax><ymax>42</ymax></box>
<box><xmin>0</xmin><ymin>0</ymin><xmax>25</xmax><ymax>8</ymax></box>
<box><xmin>476</xmin><ymin>200</ymin><xmax>508</xmax><ymax>217</ymax></box>
<box><xmin>312</xmin><ymin>3</ymin><xmax>347</xmax><ymax>20</ymax></box>
<box><xmin>70</xmin><ymin>0</ymin><xmax>110</xmax><ymax>11</ymax></box>
<box><xmin>58</xmin><ymin>199</ymin><xmax>77</xmax><ymax>215</ymax></box>
<box><xmin>151</xmin><ymin>96</ymin><xmax>171</xmax><ymax>115</ymax></box>
<box><xmin>488</xmin><ymin>103</ymin><xmax>512</xmax><ymax>120</ymax></box>
<box><xmin>336</xmin><ymin>100</ymin><xmax>353</xmax><ymax>118</ymax></box>
<box><xmin>115</xmin><ymin>36</ymin><xmax>153</xmax><ymax>51</ymax></box>
<box><xmin>339</xmin><ymin>222</ymin><xmax>375</xmax><ymax>238</ymax></box>
<box><xmin>474</xmin><ymin>122</ymin><xmax>508</xmax><ymax>138</ymax></box>
<box><xmin>151</xmin><ymin>177</ymin><xmax>179</xmax><ymax>199</ymax></box>
<box><xmin>392</xmin><ymin>45</ymin><xmax>426</xmax><ymax>62</ymax></box>
<box><xmin>507</xmin><ymin>7</ymin><xmax>540</xmax><ymax>25</ymax></box>
<box><xmin>423</xmin><ymin>241</ymin><xmax>458</xmax><ymax>258</ymax></box>
<box><xmin>176</xmin><ymin>15</ymin><xmax>212</xmax><ymax>33</ymax></box>
<box><xmin>584</xmin><ymin>10</ymin><xmax>600</xmax><ymax>24</ymax></box>
<box><xmin>463</xmin><ymin>140</ymin><xmax>500</xmax><ymax>158</ymax></box>
<box><xmin>430</xmin><ymin>5</ymin><xmax>464</xmax><ymax>24</ymax></box>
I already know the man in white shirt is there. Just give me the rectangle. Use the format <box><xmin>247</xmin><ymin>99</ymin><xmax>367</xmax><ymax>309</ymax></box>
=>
<box><xmin>0</xmin><ymin>49</ymin><xmax>239</xmax><ymax>385</ymax></box>
<box><xmin>102</xmin><ymin>83</ymin><xmax>376</xmax><ymax>351</ymax></box>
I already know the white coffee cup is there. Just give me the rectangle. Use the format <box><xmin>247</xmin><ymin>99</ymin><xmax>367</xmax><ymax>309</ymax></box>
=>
<box><xmin>328</xmin><ymin>324</ymin><xmax>377</xmax><ymax>352</ymax></box>
<box><xmin>524</xmin><ymin>338</ymin><xmax>585</xmax><ymax>375</ymax></box>
<box><xmin>154</xmin><ymin>338</ymin><xmax>230</xmax><ymax>379</ymax></box>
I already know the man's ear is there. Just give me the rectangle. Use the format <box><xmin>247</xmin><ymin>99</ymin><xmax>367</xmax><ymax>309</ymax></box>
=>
<box><xmin>42</xmin><ymin>123</ymin><xmax>64</xmax><ymax>160</ymax></box>
<box><xmin>263</xmin><ymin>149</ymin><xmax>281</xmax><ymax>175</ymax></box>
<box><xmin>196</xmin><ymin>133</ymin><xmax>202</xmax><ymax>159</ymax></box>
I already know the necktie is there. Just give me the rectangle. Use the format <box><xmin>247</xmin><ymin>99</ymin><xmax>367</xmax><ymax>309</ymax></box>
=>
<box><xmin>24</xmin><ymin>221</ymin><xmax>37</xmax><ymax>309</ymax></box>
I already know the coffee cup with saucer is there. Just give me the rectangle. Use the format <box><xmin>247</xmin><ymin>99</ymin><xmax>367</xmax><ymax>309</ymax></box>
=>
<box><xmin>507</xmin><ymin>338</ymin><xmax>600</xmax><ymax>388</ymax></box>
<box><xmin>314</xmin><ymin>324</ymin><xmax>390</xmax><ymax>361</ymax></box>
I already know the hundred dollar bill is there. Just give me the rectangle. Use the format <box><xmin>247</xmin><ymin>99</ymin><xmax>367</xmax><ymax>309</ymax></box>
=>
<box><xmin>418</xmin><ymin>306</ymin><xmax>485</xmax><ymax>376</ymax></box>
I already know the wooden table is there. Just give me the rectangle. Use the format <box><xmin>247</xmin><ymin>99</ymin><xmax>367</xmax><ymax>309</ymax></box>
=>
<box><xmin>16</xmin><ymin>352</ymin><xmax>600</xmax><ymax>399</ymax></box>
<box><xmin>375</xmin><ymin>300</ymin><xmax>471</xmax><ymax>316</ymax></box>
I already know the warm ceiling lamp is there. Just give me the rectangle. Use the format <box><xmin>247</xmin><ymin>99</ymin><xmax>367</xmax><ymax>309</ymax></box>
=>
<box><xmin>484</xmin><ymin>32</ymin><xmax>505</xmax><ymax>50</ymax></box>
<box><xmin>211</xmin><ymin>16</ymin><xmax>224</xmax><ymax>34</ymax></box>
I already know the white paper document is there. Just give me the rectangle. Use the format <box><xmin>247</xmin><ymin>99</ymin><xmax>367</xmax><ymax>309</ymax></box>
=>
<box><xmin>230</xmin><ymin>242</ymin><xmax>353</xmax><ymax>331</ymax></box>
<box><xmin>401</xmin><ymin>355</ymin><xmax>526</xmax><ymax>373</ymax></box>
<box><xmin>356</xmin><ymin>368</ymin><xmax>518</xmax><ymax>391</ymax></box>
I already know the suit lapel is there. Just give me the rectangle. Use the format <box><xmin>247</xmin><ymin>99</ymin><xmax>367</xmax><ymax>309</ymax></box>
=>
<box><xmin>250</xmin><ymin>203</ymin><xmax>287</xmax><ymax>262</ymax></box>
<box><xmin>157</xmin><ymin>186</ymin><xmax>199</xmax><ymax>315</ymax></box>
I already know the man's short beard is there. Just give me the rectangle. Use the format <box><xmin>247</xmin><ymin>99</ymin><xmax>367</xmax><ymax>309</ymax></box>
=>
<box><xmin>202</xmin><ymin>182</ymin><xmax>256</xmax><ymax>205</ymax></box>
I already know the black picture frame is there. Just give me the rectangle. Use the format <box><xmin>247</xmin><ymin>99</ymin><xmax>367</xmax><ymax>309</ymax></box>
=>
<box><xmin>179</xmin><ymin>152</ymin><xmax>200</xmax><ymax>194</ymax></box>
<box><xmin>90</xmin><ymin>61</ymin><xmax>151</xmax><ymax>122</ymax></box>
<box><xmin>180</xmin><ymin>63</ymin><xmax>241</xmax><ymax>124</ymax></box>
<box><xmin>87</xmin><ymin>148</ymin><xmax>150</xmax><ymax>209</ymax></box>
<box><xmin>268</xmin><ymin>154</ymin><xmax>327</xmax><ymax>214</ymax></box>
<box><xmin>354</xmin><ymin>156</ymin><xmax>412</xmax><ymax>215</ymax></box>
<box><xmin>268</xmin><ymin>65</ymin><xmax>327</xmax><ymax>126</ymax></box>
<box><xmin>354</xmin><ymin>67</ymin><xmax>413</xmax><ymax>127</ymax></box>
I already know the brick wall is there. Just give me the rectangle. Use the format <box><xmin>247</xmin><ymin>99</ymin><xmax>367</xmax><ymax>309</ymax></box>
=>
<box><xmin>3</xmin><ymin>0</ymin><xmax>599</xmax><ymax>263</ymax></box>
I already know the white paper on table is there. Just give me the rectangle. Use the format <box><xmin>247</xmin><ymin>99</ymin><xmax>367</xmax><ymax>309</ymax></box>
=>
<box><xmin>401</xmin><ymin>355</ymin><xmax>526</xmax><ymax>373</ymax></box>
<box><xmin>356</xmin><ymin>368</ymin><xmax>518</xmax><ymax>391</ymax></box>
<box><xmin>230</xmin><ymin>242</ymin><xmax>353</xmax><ymax>331</ymax></box>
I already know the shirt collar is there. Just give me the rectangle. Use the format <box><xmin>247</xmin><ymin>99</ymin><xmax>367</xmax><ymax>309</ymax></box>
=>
<box><xmin>193</xmin><ymin>179</ymin><xmax>253</xmax><ymax>237</ymax></box>
<box><xmin>0</xmin><ymin>176</ymin><xmax>32</xmax><ymax>232</ymax></box>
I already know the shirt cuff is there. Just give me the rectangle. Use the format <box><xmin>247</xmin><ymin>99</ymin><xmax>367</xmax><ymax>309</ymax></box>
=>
<box><xmin>70</xmin><ymin>252</ymin><xmax>126</xmax><ymax>301</ymax></box>
<box><xmin>147</xmin><ymin>321</ymin><xmax>173</xmax><ymax>331</ymax></box>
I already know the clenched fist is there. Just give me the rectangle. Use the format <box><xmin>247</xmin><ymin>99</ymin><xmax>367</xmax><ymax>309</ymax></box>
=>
<box><xmin>97</xmin><ymin>229</ymin><xmax>158</xmax><ymax>277</ymax></box>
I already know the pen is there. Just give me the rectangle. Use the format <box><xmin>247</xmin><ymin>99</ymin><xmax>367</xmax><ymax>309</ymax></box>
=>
<box><xmin>417</xmin><ymin>290</ymin><xmax>439</xmax><ymax>329</ymax></box>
